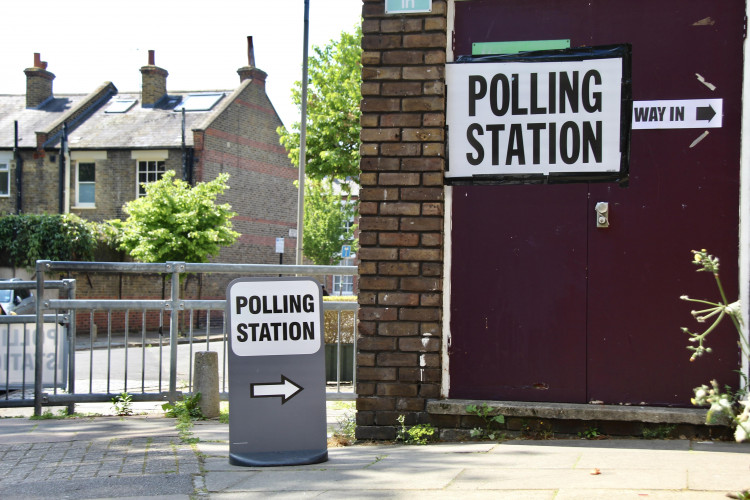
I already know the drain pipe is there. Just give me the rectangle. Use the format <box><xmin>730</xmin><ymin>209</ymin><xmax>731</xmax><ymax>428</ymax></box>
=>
<box><xmin>14</xmin><ymin>121</ymin><xmax>23</xmax><ymax>214</ymax></box>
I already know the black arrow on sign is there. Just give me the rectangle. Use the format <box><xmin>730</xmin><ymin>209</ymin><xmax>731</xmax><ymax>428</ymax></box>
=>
<box><xmin>250</xmin><ymin>375</ymin><xmax>303</xmax><ymax>404</ymax></box>
<box><xmin>696</xmin><ymin>104</ymin><xmax>716</xmax><ymax>123</ymax></box>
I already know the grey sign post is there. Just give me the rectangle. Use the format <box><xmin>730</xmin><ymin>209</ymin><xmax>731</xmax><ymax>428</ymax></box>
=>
<box><xmin>226</xmin><ymin>277</ymin><xmax>328</xmax><ymax>466</ymax></box>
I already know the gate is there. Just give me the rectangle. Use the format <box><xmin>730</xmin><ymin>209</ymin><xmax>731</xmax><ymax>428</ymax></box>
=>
<box><xmin>1</xmin><ymin>261</ymin><xmax>357</xmax><ymax>415</ymax></box>
<box><xmin>448</xmin><ymin>0</ymin><xmax>744</xmax><ymax>405</ymax></box>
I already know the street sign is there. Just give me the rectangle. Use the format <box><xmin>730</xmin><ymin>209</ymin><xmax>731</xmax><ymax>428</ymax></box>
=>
<box><xmin>632</xmin><ymin>99</ymin><xmax>723</xmax><ymax>129</ymax></box>
<box><xmin>275</xmin><ymin>237</ymin><xmax>284</xmax><ymax>254</ymax></box>
<box><xmin>341</xmin><ymin>244</ymin><xmax>351</xmax><ymax>258</ymax></box>
<box><xmin>385</xmin><ymin>0</ymin><xmax>431</xmax><ymax>14</ymax></box>
<box><xmin>227</xmin><ymin>277</ymin><xmax>327</xmax><ymax>466</ymax></box>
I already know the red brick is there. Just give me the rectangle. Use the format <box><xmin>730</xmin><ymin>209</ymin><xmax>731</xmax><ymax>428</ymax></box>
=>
<box><xmin>399</xmin><ymin>308</ymin><xmax>440</xmax><ymax>321</ymax></box>
<box><xmin>382</xmin><ymin>51</ymin><xmax>424</xmax><ymax>65</ymax></box>
<box><xmin>358</xmin><ymin>352</ymin><xmax>376</xmax><ymax>367</ymax></box>
<box><xmin>380</xmin><ymin>202</ymin><xmax>421</xmax><ymax>216</ymax></box>
<box><xmin>357</xmin><ymin>397</ymin><xmax>396</xmax><ymax>411</ymax></box>
<box><xmin>358</xmin><ymin>336</ymin><xmax>397</xmax><ymax>351</ymax></box>
<box><xmin>401</xmin><ymin>217</ymin><xmax>443</xmax><ymax>231</ymax></box>
<box><xmin>361</xmin><ymin>19</ymin><xmax>380</xmax><ymax>34</ymax></box>
<box><xmin>358</xmin><ymin>247</ymin><xmax>398</xmax><ymax>260</ymax></box>
<box><xmin>420</xmin><ymin>293</ymin><xmax>442</xmax><ymax>306</ymax></box>
<box><xmin>378</xmin><ymin>322</ymin><xmax>419</xmax><ymax>336</ymax></box>
<box><xmin>403</xmin><ymin>33</ymin><xmax>446</xmax><ymax>49</ymax></box>
<box><xmin>381</xmin><ymin>143</ymin><xmax>421</xmax><ymax>156</ymax></box>
<box><xmin>400</xmin><ymin>187</ymin><xmax>443</xmax><ymax>201</ymax></box>
<box><xmin>425</xmin><ymin>17</ymin><xmax>447</xmax><ymax>31</ymax></box>
<box><xmin>402</xmin><ymin>97</ymin><xmax>445</xmax><ymax>112</ymax></box>
<box><xmin>359</xmin><ymin>232</ymin><xmax>378</xmax><ymax>246</ymax></box>
<box><xmin>422</xmin><ymin>172</ymin><xmax>443</xmax><ymax>186</ymax></box>
<box><xmin>381</xmin><ymin>82</ymin><xmax>422</xmax><ymax>96</ymax></box>
<box><xmin>359</xmin><ymin>276</ymin><xmax>399</xmax><ymax>290</ymax></box>
<box><xmin>361</xmin><ymin>67</ymin><xmax>401</xmax><ymax>80</ymax></box>
<box><xmin>378</xmin><ymin>292</ymin><xmax>419</xmax><ymax>306</ymax></box>
<box><xmin>361</xmin><ymin>97</ymin><xmax>400</xmax><ymax>112</ymax></box>
<box><xmin>361</xmin><ymin>82</ymin><xmax>381</xmax><ymax>96</ymax></box>
<box><xmin>362</xmin><ymin>35</ymin><xmax>403</xmax><ymax>50</ymax></box>
<box><xmin>377</xmin><ymin>383</ymin><xmax>418</xmax><ymax>397</ymax></box>
<box><xmin>379</xmin><ymin>233</ymin><xmax>419</xmax><ymax>246</ymax></box>
<box><xmin>403</xmin><ymin>66</ymin><xmax>444</xmax><ymax>80</ymax></box>
<box><xmin>399</xmin><ymin>368</ymin><xmax>441</xmax><ymax>383</ymax></box>
<box><xmin>361</xmin><ymin>114</ymin><xmax>379</xmax><ymax>127</ymax></box>
<box><xmin>379</xmin><ymin>262</ymin><xmax>420</xmax><ymax>275</ymax></box>
<box><xmin>380</xmin><ymin>172</ymin><xmax>420</xmax><ymax>185</ymax></box>
<box><xmin>399</xmin><ymin>337</ymin><xmax>441</xmax><ymax>352</ymax></box>
<box><xmin>358</xmin><ymin>261</ymin><xmax>377</xmax><ymax>274</ymax></box>
<box><xmin>396</xmin><ymin>397</ymin><xmax>426</xmax><ymax>411</ymax></box>
<box><xmin>419</xmin><ymin>384</ymin><xmax>441</xmax><ymax>398</ymax></box>
<box><xmin>380</xmin><ymin>114</ymin><xmax>422</xmax><ymax>127</ymax></box>
<box><xmin>361</xmin><ymin>128</ymin><xmax>400</xmax><ymax>142</ymax></box>
<box><xmin>423</xmin><ymin>143</ymin><xmax>445</xmax><ymax>156</ymax></box>
<box><xmin>423</xmin><ymin>113</ymin><xmax>445</xmax><ymax>127</ymax></box>
<box><xmin>422</xmin><ymin>203</ymin><xmax>444</xmax><ymax>216</ymax></box>
<box><xmin>425</xmin><ymin>51</ymin><xmax>446</xmax><ymax>65</ymax></box>
<box><xmin>419</xmin><ymin>353</ymin><xmax>441</xmax><ymax>368</ymax></box>
<box><xmin>361</xmin><ymin>157</ymin><xmax>400</xmax><ymax>172</ymax></box>
<box><xmin>420</xmin><ymin>322</ymin><xmax>441</xmax><ymax>336</ymax></box>
<box><xmin>358</xmin><ymin>216</ymin><xmax>398</xmax><ymax>231</ymax></box>
<box><xmin>359</xmin><ymin>367</ymin><xmax>398</xmax><ymax>381</ymax></box>
<box><xmin>402</xmin><ymin>128</ymin><xmax>444</xmax><ymax>142</ymax></box>
<box><xmin>359</xmin><ymin>307</ymin><xmax>398</xmax><ymax>321</ymax></box>
<box><xmin>360</xmin><ymin>143</ymin><xmax>379</xmax><ymax>156</ymax></box>
<box><xmin>399</xmin><ymin>248</ymin><xmax>441</xmax><ymax>261</ymax></box>
<box><xmin>421</xmin><ymin>233</ymin><xmax>442</xmax><ymax>246</ymax></box>
<box><xmin>402</xmin><ymin>157</ymin><xmax>444</xmax><ymax>171</ymax></box>
<box><xmin>401</xmin><ymin>277</ymin><xmax>440</xmax><ymax>291</ymax></box>
<box><xmin>377</xmin><ymin>352</ymin><xmax>418</xmax><ymax>367</ymax></box>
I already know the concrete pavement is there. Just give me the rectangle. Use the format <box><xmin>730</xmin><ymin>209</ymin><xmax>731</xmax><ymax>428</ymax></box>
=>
<box><xmin>0</xmin><ymin>412</ymin><xmax>747</xmax><ymax>499</ymax></box>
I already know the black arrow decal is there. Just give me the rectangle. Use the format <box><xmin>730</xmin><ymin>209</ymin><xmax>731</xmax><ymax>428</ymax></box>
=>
<box><xmin>250</xmin><ymin>375</ymin><xmax>303</xmax><ymax>404</ymax></box>
<box><xmin>696</xmin><ymin>105</ymin><xmax>716</xmax><ymax>122</ymax></box>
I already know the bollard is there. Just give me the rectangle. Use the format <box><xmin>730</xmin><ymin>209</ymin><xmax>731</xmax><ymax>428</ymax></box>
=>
<box><xmin>193</xmin><ymin>351</ymin><xmax>220</xmax><ymax>418</ymax></box>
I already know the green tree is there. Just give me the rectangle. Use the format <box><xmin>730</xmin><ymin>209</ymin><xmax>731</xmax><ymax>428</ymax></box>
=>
<box><xmin>0</xmin><ymin>213</ymin><xmax>97</xmax><ymax>269</ymax></box>
<box><xmin>278</xmin><ymin>26</ymin><xmax>362</xmax><ymax>184</ymax></box>
<box><xmin>302</xmin><ymin>179</ymin><xmax>357</xmax><ymax>265</ymax></box>
<box><xmin>109</xmin><ymin>171</ymin><xmax>239</xmax><ymax>263</ymax></box>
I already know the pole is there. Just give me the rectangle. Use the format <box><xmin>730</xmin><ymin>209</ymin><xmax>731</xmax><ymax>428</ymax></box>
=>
<box><xmin>295</xmin><ymin>0</ymin><xmax>310</xmax><ymax>265</ymax></box>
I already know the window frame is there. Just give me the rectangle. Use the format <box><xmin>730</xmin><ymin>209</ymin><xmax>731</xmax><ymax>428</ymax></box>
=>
<box><xmin>136</xmin><ymin>160</ymin><xmax>166</xmax><ymax>197</ymax></box>
<box><xmin>75</xmin><ymin>162</ymin><xmax>96</xmax><ymax>208</ymax></box>
<box><xmin>0</xmin><ymin>154</ymin><xmax>11</xmax><ymax>198</ymax></box>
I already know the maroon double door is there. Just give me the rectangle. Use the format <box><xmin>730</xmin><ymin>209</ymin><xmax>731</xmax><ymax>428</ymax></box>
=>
<box><xmin>449</xmin><ymin>0</ymin><xmax>744</xmax><ymax>405</ymax></box>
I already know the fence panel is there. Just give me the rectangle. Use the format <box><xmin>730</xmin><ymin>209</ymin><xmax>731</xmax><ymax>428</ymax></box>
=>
<box><xmin>0</xmin><ymin>261</ymin><xmax>357</xmax><ymax>415</ymax></box>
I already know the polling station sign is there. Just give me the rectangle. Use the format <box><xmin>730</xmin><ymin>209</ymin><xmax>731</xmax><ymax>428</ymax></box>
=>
<box><xmin>226</xmin><ymin>277</ymin><xmax>327</xmax><ymax>467</ymax></box>
<box><xmin>446</xmin><ymin>45</ymin><xmax>631</xmax><ymax>183</ymax></box>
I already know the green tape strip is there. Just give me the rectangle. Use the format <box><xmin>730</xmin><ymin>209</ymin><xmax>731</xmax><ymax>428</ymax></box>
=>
<box><xmin>472</xmin><ymin>39</ymin><xmax>571</xmax><ymax>56</ymax></box>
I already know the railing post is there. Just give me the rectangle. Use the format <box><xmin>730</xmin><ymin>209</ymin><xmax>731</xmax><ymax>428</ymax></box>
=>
<box><xmin>168</xmin><ymin>262</ymin><xmax>184</xmax><ymax>403</ymax></box>
<box><xmin>34</xmin><ymin>261</ymin><xmax>49</xmax><ymax>416</ymax></box>
<box><xmin>64</xmin><ymin>279</ymin><xmax>76</xmax><ymax>415</ymax></box>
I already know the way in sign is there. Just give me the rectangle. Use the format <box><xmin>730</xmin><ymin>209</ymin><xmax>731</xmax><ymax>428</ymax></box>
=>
<box><xmin>632</xmin><ymin>98</ymin><xmax>723</xmax><ymax>130</ymax></box>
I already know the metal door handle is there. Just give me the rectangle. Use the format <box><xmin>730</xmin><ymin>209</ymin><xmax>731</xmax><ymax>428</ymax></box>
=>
<box><xmin>595</xmin><ymin>202</ymin><xmax>609</xmax><ymax>228</ymax></box>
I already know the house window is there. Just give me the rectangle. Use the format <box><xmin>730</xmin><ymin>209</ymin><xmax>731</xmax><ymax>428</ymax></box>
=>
<box><xmin>137</xmin><ymin>160</ymin><xmax>166</xmax><ymax>197</ymax></box>
<box><xmin>76</xmin><ymin>162</ymin><xmax>95</xmax><ymax>207</ymax></box>
<box><xmin>0</xmin><ymin>161</ymin><xmax>8</xmax><ymax>197</ymax></box>
<box><xmin>333</xmin><ymin>258</ymin><xmax>354</xmax><ymax>296</ymax></box>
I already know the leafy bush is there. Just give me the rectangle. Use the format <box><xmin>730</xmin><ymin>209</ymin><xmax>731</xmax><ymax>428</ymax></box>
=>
<box><xmin>0</xmin><ymin>213</ymin><xmax>97</xmax><ymax>269</ymax></box>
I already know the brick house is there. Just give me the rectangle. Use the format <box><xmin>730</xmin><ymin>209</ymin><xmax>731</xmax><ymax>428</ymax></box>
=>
<box><xmin>0</xmin><ymin>40</ymin><xmax>297</xmax><ymax>270</ymax></box>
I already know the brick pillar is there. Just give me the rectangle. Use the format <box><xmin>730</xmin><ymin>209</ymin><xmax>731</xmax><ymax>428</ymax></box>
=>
<box><xmin>356</xmin><ymin>0</ymin><xmax>447</xmax><ymax>440</ymax></box>
<box><xmin>24</xmin><ymin>53</ymin><xmax>55</xmax><ymax>108</ymax></box>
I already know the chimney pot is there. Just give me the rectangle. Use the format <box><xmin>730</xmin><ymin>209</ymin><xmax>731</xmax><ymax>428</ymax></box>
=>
<box><xmin>148</xmin><ymin>50</ymin><xmax>155</xmax><ymax>66</ymax></box>
<box><xmin>25</xmin><ymin>53</ymin><xmax>55</xmax><ymax>108</ymax></box>
<box><xmin>247</xmin><ymin>36</ymin><xmax>256</xmax><ymax>67</ymax></box>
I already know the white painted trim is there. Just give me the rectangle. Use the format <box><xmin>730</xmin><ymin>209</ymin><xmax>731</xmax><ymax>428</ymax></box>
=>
<box><xmin>738</xmin><ymin>1</ymin><xmax>750</xmax><ymax>385</ymax></box>
<box><xmin>131</xmin><ymin>150</ymin><xmax>168</xmax><ymax>161</ymax></box>
<box><xmin>70</xmin><ymin>151</ymin><xmax>107</xmax><ymax>161</ymax></box>
<box><xmin>441</xmin><ymin>186</ymin><xmax>453</xmax><ymax>398</ymax></box>
<box><xmin>441</xmin><ymin>0</ymin><xmax>456</xmax><ymax>399</ymax></box>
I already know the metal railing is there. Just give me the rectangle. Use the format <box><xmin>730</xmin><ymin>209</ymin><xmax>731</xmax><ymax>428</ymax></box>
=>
<box><xmin>0</xmin><ymin>261</ymin><xmax>357</xmax><ymax>415</ymax></box>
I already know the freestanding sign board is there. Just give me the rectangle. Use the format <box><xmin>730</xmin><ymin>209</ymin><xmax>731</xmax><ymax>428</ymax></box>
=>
<box><xmin>226</xmin><ymin>277</ymin><xmax>327</xmax><ymax>466</ymax></box>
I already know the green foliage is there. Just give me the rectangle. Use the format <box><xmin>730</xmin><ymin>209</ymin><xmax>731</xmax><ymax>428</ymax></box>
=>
<box><xmin>302</xmin><ymin>179</ymin><xmax>357</xmax><ymax>265</ymax></box>
<box><xmin>0</xmin><ymin>213</ymin><xmax>97</xmax><ymax>269</ymax></box>
<box><xmin>30</xmin><ymin>408</ymin><xmax>73</xmax><ymax>420</ymax></box>
<box><xmin>278</xmin><ymin>27</ymin><xmax>362</xmax><ymax>183</ymax></box>
<box><xmin>163</xmin><ymin>393</ymin><xmax>204</xmax><ymax>444</ymax></box>
<box><xmin>578</xmin><ymin>426</ymin><xmax>604</xmax><ymax>440</ymax></box>
<box><xmin>111</xmin><ymin>392</ymin><xmax>133</xmax><ymax>416</ymax></box>
<box><xmin>110</xmin><ymin>171</ymin><xmax>239</xmax><ymax>263</ymax></box>
<box><xmin>162</xmin><ymin>392</ymin><xmax>204</xmax><ymax>420</ymax></box>
<box><xmin>681</xmin><ymin>250</ymin><xmax>750</xmax><ymax>442</ymax></box>
<box><xmin>466</xmin><ymin>403</ymin><xmax>506</xmax><ymax>440</ymax></box>
<box><xmin>641</xmin><ymin>424</ymin><xmax>676</xmax><ymax>439</ymax></box>
<box><xmin>396</xmin><ymin>415</ymin><xmax>437</xmax><ymax>445</ymax></box>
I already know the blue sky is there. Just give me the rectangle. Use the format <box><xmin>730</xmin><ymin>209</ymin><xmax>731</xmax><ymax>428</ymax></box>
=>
<box><xmin>0</xmin><ymin>0</ymin><xmax>363</xmax><ymax>128</ymax></box>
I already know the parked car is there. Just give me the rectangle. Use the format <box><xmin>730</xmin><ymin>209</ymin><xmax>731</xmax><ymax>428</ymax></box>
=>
<box><xmin>0</xmin><ymin>278</ymin><xmax>34</xmax><ymax>315</ymax></box>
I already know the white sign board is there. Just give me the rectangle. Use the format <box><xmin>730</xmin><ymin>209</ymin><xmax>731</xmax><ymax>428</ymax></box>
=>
<box><xmin>0</xmin><ymin>323</ymin><xmax>67</xmax><ymax>388</ymax></box>
<box><xmin>275</xmin><ymin>237</ymin><xmax>285</xmax><ymax>254</ymax></box>
<box><xmin>229</xmin><ymin>279</ymin><xmax>322</xmax><ymax>357</ymax></box>
<box><xmin>632</xmin><ymin>99</ymin><xmax>723</xmax><ymax>129</ymax></box>
<box><xmin>447</xmin><ymin>55</ymin><xmax>627</xmax><ymax>179</ymax></box>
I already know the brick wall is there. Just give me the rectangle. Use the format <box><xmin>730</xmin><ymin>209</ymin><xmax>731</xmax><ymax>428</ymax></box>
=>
<box><xmin>198</xmin><ymin>78</ymin><xmax>298</xmax><ymax>266</ymax></box>
<box><xmin>356</xmin><ymin>0</ymin><xmax>446</xmax><ymax>440</ymax></box>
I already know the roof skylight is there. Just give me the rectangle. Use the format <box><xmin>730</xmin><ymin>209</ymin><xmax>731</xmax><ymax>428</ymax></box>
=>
<box><xmin>105</xmin><ymin>99</ymin><xmax>137</xmax><ymax>113</ymax></box>
<box><xmin>174</xmin><ymin>93</ymin><xmax>225</xmax><ymax>112</ymax></box>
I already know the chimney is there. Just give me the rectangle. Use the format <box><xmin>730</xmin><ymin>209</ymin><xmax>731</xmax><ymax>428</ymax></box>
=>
<box><xmin>24</xmin><ymin>53</ymin><xmax>55</xmax><ymax>108</ymax></box>
<box><xmin>237</xmin><ymin>36</ymin><xmax>267</xmax><ymax>86</ymax></box>
<box><xmin>140</xmin><ymin>50</ymin><xmax>169</xmax><ymax>107</ymax></box>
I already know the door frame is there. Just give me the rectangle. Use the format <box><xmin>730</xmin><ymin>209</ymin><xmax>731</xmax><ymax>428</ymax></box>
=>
<box><xmin>441</xmin><ymin>0</ymin><xmax>750</xmax><ymax>399</ymax></box>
